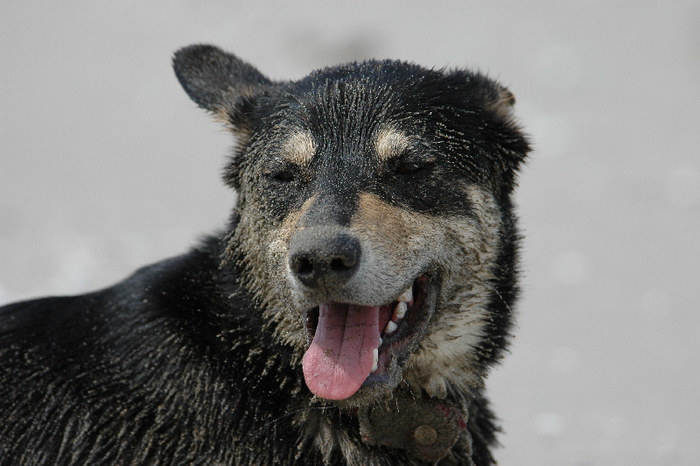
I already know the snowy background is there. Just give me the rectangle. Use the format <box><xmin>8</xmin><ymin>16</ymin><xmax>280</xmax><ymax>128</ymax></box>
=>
<box><xmin>1</xmin><ymin>1</ymin><xmax>699</xmax><ymax>464</ymax></box>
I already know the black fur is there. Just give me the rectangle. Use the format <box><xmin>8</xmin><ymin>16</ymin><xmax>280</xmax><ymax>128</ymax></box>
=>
<box><xmin>1</xmin><ymin>45</ymin><xmax>528</xmax><ymax>465</ymax></box>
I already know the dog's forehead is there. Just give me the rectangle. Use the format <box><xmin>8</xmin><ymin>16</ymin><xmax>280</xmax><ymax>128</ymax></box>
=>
<box><xmin>264</xmin><ymin>62</ymin><xmax>427</xmax><ymax>160</ymax></box>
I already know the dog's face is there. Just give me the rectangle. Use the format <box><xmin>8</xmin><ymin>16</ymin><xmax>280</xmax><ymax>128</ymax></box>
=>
<box><xmin>174</xmin><ymin>46</ymin><xmax>528</xmax><ymax>406</ymax></box>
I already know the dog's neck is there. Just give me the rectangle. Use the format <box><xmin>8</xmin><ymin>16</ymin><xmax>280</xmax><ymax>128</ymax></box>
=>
<box><xmin>356</xmin><ymin>393</ymin><xmax>473</xmax><ymax>464</ymax></box>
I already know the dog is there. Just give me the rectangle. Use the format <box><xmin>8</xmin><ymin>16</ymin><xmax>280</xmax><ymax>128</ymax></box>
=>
<box><xmin>0</xmin><ymin>45</ymin><xmax>529</xmax><ymax>465</ymax></box>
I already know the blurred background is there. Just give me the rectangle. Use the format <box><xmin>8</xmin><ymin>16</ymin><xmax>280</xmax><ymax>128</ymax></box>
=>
<box><xmin>1</xmin><ymin>1</ymin><xmax>699</xmax><ymax>464</ymax></box>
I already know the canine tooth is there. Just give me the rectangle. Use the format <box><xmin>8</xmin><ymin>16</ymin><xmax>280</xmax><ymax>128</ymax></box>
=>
<box><xmin>397</xmin><ymin>287</ymin><xmax>413</xmax><ymax>303</ymax></box>
<box><xmin>385</xmin><ymin>320</ymin><xmax>398</xmax><ymax>335</ymax></box>
<box><xmin>379</xmin><ymin>337</ymin><xmax>383</xmax><ymax>346</ymax></box>
<box><xmin>371</xmin><ymin>348</ymin><xmax>378</xmax><ymax>373</ymax></box>
<box><xmin>394</xmin><ymin>302</ymin><xmax>407</xmax><ymax>320</ymax></box>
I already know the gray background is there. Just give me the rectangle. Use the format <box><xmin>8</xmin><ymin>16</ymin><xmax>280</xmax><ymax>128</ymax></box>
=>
<box><xmin>2</xmin><ymin>1</ymin><xmax>699</xmax><ymax>464</ymax></box>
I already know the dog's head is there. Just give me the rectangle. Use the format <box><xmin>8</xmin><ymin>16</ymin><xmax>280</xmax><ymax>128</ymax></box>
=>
<box><xmin>174</xmin><ymin>45</ymin><xmax>528</xmax><ymax>406</ymax></box>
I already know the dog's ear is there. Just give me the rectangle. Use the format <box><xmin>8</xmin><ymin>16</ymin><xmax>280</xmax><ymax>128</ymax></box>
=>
<box><xmin>173</xmin><ymin>45</ymin><xmax>271</xmax><ymax>128</ymax></box>
<box><xmin>488</xmin><ymin>85</ymin><xmax>516</xmax><ymax>119</ymax></box>
<box><xmin>484</xmin><ymin>83</ymin><xmax>529</xmax><ymax>185</ymax></box>
<box><xmin>445</xmin><ymin>70</ymin><xmax>529</xmax><ymax>183</ymax></box>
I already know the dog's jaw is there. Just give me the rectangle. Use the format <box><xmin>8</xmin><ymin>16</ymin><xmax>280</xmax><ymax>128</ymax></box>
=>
<box><xmin>300</xmin><ymin>273</ymin><xmax>439</xmax><ymax>405</ymax></box>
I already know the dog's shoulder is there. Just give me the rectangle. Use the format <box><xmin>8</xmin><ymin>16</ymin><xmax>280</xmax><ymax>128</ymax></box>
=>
<box><xmin>0</xmin><ymin>237</ymin><xmax>312</xmax><ymax>464</ymax></box>
<box><xmin>0</xmin><ymin>239</ymin><xmax>259</xmax><ymax>463</ymax></box>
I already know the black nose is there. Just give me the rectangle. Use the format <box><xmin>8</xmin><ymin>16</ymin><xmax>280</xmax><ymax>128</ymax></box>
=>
<box><xmin>288</xmin><ymin>229</ymin><xmax>361</xmax><ymax>289</ymax></box>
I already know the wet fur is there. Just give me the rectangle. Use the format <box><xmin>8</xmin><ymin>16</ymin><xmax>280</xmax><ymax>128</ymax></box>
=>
<box><xmin>0</xmin><ymin>45</ymin><xmax>528</xmax><ymax>465</ymax></box>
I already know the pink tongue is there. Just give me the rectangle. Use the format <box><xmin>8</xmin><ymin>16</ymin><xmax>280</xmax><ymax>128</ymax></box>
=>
<box><xmin>302</xmin><ymin>303</ymin><xmax>380</xmax><ymax>400</ymax></box>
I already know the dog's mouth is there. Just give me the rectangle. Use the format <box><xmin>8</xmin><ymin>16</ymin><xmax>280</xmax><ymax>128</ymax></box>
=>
<box><xmin>301</xmin><ymin>274</ymin><xmax>437</xmax><ymax>401</ymax></box>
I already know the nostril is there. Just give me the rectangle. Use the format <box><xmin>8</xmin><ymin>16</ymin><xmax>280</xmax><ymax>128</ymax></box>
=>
<box><xmin>292</xmin><ymin>256</ymin><xmax>314</xmax><ymax>276</ymax></box>
<box><xmin>288</xmin><ymin>230</ymin><xmax>361</xmax><ymax>288</ymax></box>
<box><xmin>330</xmin><ymin>257</ymin><xmax>352</xmax><ymax>272</ymax></box>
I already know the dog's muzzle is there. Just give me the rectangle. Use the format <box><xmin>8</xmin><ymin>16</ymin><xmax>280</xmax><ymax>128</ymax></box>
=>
<box><xmin>288</xmin><ymin>227</ymin><xmax>361</xmax><ymax>290</ymax></box>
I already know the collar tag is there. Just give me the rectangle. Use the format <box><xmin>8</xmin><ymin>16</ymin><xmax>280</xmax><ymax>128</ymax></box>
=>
<box><xmin>357</xmin><ymin>395</ymin><xmax>467</xmax><ymax>463</ymax></box>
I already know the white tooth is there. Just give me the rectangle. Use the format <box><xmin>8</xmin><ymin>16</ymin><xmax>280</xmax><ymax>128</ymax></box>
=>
<box><xmin>385</xmin><ymin>320</ymin><xmax>398</xmax><ymax>334</ymax></box>
<box><xmin>397</xmin><ymin>287</ymin><xmax>413</xmax><ymax>303</ymax></box>
<box><xmin>379</xmin><ymin>337</ymin><xmax>383</xmax><ymax>346</ymax></box>
<box><xmin>371</xmin><ymin>348</ymin><xmax>378</xmax><ymax>373</ymax></box>
<box><xmin>394</xmin><ymin>302</ymin><xmax>407</xmax><ymax>320</ymax></box>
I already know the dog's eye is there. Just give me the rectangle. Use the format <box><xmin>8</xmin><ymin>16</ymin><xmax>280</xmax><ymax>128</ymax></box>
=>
<box><xmin>263</xmin><ymin>167</ymin><xmax>296</xmax><ymax>183</ymax></box>
<box><xmin>397</xmin><ymin>161</ymin><xmax>423</xmax><ymax>174</ymax></box>
<box><xmin>396</xmin><ymin>155</ymin><xmax>436</xmax><ymax>175</ymax></box>
<box><xmin>272</xmin><ymin>169</ymin><xmax>295</xmax><ymax>182</ymax></box>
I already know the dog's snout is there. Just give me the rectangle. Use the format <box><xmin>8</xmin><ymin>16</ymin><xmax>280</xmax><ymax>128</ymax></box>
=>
<box><xmin>288</xmin><ymin>230</ymin><xmax>361</xmax><ymax>289</ymax></box>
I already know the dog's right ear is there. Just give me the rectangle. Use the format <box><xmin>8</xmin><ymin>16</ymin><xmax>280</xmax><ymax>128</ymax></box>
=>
<box><xmin>173</xmin><ymin>45</ymin><xmax>271</xmax><ymax>128</ymax></box>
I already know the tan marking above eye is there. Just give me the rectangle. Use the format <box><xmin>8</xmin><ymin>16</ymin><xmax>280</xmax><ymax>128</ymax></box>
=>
<box><xmin>281</xmin><ymin>130</ymin><xmax>316</xmax><ymax>165</ymax></box>
<box><xmin>375</xmin><ymin>128</ymin><xmax>410</xmax><ymax>162</ymax></box>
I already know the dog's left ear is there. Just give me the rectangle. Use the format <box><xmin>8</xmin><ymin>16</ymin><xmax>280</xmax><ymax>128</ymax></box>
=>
<box><xmin>173</xmin><ymin>45</ymin><xmax>271</xmax><ymax>128</ymax></box>
<box><xmin>487</xmin><ymin>84</ymin><xmax>529</xmax><ymax>181</ymax></box>
<box><xmin>452</xmin><ymin>71</ymin><xmax>529</xmax><ymax>180</ymax></box>
<box><xmin>488</xmin><ymin>85</ymin><xmax>516</xmax><ymax>119</ymax></box>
